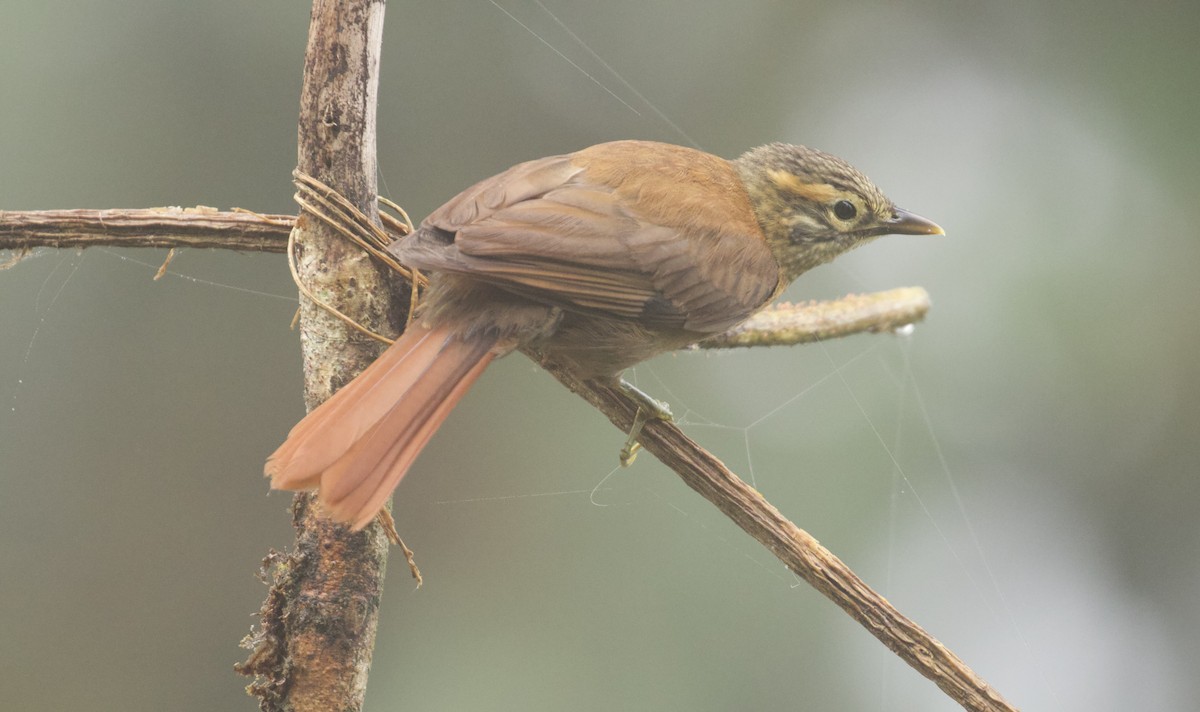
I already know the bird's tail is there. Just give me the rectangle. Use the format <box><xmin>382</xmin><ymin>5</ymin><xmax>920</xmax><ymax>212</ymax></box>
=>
<box><xmin>266</xmin><ymin>323</ymin><xmax>496</xmax><ymax>529</ymax></box>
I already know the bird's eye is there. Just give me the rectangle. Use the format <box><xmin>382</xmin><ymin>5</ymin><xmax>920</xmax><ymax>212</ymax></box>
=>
<box><xmin>833</xmin><ymin>200</ymin><xmax>857</xmax><ymax>221</ymax></box>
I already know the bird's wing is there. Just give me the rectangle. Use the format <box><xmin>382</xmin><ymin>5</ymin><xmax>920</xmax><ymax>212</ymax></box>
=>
<box><xmin>392</xmin><ymin>143</ymin><xmax>781</xmax><ymax>333</ymax></box>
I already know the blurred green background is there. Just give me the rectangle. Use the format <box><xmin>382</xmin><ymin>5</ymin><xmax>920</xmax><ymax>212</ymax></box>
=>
<box><xmin>2</xmin><ymin>1</ymin><xmax>1197</xmax><ymax>710</ymax></box>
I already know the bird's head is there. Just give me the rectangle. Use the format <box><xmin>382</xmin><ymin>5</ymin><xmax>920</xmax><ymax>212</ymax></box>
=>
<box><xmin>735</xmin><ymin>143</ymin><xmax>943</xmax><ymax>282</ymax></box>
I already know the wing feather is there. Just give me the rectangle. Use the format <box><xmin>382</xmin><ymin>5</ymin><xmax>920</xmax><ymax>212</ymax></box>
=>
<box><xmin>392</xmin><ymin>142</ymin><xmax>782</xmax><ymax>334</ymax></box>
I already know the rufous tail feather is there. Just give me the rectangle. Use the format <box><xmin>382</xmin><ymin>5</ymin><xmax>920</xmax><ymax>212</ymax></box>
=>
<box><xmin>265</xmin><ymin>323</ymin><xmax>496</xmax><ymax>529</ymax></box>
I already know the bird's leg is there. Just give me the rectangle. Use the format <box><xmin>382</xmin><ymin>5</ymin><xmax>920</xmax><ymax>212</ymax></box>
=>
<box><xmin>616</xmin><ymin>378</ymin><xmax>673</xmax><ymax>466</ymax></box>
<box><xmin>619</xmin><ymin>408</ymin><xmax>650</xmax><ymax>466</ymax></box>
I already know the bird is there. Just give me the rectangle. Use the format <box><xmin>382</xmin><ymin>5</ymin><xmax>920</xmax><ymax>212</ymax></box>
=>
<box><xmin>266</xmin><ymin>140</ymin><xmax>944</xmax><ymax>530</ymax></box>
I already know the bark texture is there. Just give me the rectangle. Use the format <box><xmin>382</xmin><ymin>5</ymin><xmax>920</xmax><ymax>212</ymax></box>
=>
<box><xmin>0</xmin><ymin>207</ymin><xmax>291</xmax><ymax>252</ymax></box>
<box><xmin>235</xmin><ymin>2</ymin><xmax>402</xmax><ymax>711</ymax></box>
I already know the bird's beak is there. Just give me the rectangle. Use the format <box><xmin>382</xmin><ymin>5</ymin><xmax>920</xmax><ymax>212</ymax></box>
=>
<box><xmin>886</xmin><ymin>208</ymin><xmax>945</xmax><ymax>236</ymax></box>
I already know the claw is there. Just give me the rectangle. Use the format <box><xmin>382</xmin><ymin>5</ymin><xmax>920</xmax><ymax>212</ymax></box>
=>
<box><xmin>616</xmin><ymin>379</ymin><xmax>673</xmax><ymax>466</ymax></box>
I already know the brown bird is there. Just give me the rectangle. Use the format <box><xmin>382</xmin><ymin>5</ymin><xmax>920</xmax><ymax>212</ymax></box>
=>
<box><xmin>266</xmin><ymin>140</ymin><xmax>943</xmax><ymax>529</ymax></box>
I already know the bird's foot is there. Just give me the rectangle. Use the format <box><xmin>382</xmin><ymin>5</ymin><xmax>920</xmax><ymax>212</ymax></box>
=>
<box><xmin>617</xmin><ymin>379</ymin><xmax>673</xmax><ymax>466</ymax></box>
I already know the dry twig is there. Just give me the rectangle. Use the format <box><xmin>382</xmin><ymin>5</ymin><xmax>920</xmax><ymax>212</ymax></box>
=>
<box><xmin>544</xmin><ymin>370</ymin><xmax>1016</xmax><ymax>712</ymax></box>
<box><xmin>0</xmin><ymin>207</ymin><xmax>293</xmax><ymax>252</ymax></box>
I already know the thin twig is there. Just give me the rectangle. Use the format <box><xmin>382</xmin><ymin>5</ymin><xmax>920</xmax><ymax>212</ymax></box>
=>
<box><xmin>292</xmin><ymin>171</ymin><xmax>418</xmax><ymax>281</ymax></box>
<box><xmin>285</xmin><ymin>227</ymin><xmax>396</xmax><ymax>345</ymax></box>
<box><xmin>152</xmin><ymin>248</ymin><xmax>177</xmax><ymax>280</ymax></box>
<box><xmin>292</xmin><ymin>170</ymin><xmax>426</xmax><ymax>327</ymax></box>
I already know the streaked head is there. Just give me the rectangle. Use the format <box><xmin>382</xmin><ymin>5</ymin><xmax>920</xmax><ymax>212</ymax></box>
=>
<box><xmin>735</xmin><ymin>143</ymin><xmax>943</xmax><ymax>280</ymax></box>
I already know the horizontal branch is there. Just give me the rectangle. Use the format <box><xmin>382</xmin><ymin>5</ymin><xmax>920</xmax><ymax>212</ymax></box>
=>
<box><xmin>699</xmin><ymin>287</ymin><xmax>930</xmax><ymax>349</ymax></box>
<box><xmin>545</xmin><ymin>368</ymin><xmax>1016</xmax><ymax>712</ymax></box>
<box><xmin>0</xmin><ymin>207</ymin><xmax>293</xmax><ymax>253</ymax></box>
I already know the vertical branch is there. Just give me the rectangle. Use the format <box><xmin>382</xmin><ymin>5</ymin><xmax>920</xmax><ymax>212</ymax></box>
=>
<box><xmin>238</xmin><ymin>2</ymin><xmax>402</xmax><ymax>711</ymax></box>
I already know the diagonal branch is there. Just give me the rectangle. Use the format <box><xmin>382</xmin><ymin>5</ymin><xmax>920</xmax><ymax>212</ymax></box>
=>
<box><xmin>546</xmin><ymin>369</ymin><xmax>1018</xmax><ymax>712</ymax></box>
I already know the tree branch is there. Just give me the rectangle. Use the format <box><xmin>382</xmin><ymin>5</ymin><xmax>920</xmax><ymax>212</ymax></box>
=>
<box><xmin>0</xmin><ymin>207</ymin><xmax>291</xmax><ymax>252</ymax></box>
<box><xmin>544</xmin><ymin>369</ymin><xmax>1018</xmax><ymax>712</ymax></box>
<box><xmin>698</xmin><ymin>288</ymin><xmax>930</xmax><ymax>348</ymax></box>
<box><xmin>234</xmin><ymin>2</ymin><xmax>396</xmax><ymax>712</ymax></box>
